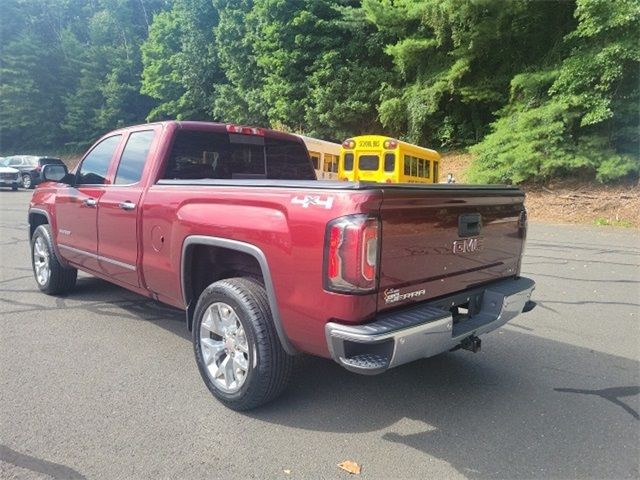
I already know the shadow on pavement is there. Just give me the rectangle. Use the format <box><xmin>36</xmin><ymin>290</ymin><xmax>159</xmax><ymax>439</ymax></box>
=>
<box><xmin>0</xmin><ymin>445</ymin><xmax>86</xmax><ymax>479</ymax></box>
<box><xmin>248</xmin><ymin>331</ymin><xmax>639</xmax><ymax>479</ymax></box>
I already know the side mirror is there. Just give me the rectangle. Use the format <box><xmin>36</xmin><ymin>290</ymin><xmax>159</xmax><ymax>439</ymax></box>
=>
<box><xmin>41</xmin><ymin>164</ymin><xmax>71</xmax><ymax>184</ymax></box>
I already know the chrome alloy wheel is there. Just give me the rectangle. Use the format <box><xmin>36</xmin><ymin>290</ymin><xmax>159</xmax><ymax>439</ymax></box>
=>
<box><xmin>200</xmin><ymin>302</ymin><xmax>250</xmax><ymax>393</ymax></box>
<box><xmin>33</xmin><ymin>236</ymin><xmax>50</xmax><ymax>286</ymax></box>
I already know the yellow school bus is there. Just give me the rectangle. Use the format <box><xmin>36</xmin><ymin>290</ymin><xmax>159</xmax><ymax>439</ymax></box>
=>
<box><xmin>296</xmin><ymin>134</ymin><xmax>340</xmax><ymax>180</ymax></box>
<box><xmin>338</xmin><ymin>135</ymin><xmax>440</xmax><ymax>183</ymax></box>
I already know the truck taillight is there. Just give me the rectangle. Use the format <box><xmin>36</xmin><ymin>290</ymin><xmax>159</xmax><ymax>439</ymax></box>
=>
<box><xmin>324</xmin><ymin>215</ymin><xmax>379</xmax><ymax>293</ymax></box>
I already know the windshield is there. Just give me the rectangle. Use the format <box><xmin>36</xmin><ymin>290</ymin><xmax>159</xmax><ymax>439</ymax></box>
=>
<box><xmin>358</xmin><ymin>154</ymin><xmax>380</xmax><ymax>171</ymax></box>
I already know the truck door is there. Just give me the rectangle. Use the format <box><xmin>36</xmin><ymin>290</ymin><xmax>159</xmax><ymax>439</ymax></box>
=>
<box><xmin>55</xmin><ymin>135</ymin><xmax>123</xmax><ymax>272</ymax></box>
<box><xmin>96</xmin><ymin>129</ymin><xmax>157</xmax><ymax>288</ymax></box>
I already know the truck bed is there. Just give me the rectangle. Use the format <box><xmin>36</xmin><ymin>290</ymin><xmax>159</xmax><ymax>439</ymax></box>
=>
<box><xmin>155</xmin><ymin>178</ymin><xmax>525</xmax><ymax>313</ymax></box>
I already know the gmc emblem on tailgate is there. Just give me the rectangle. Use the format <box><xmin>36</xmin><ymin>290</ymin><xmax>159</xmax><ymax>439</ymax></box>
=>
<box><xmin>452</xmin><ymin>237</ymin><xmax>480</xmax><ymax>254</ymax></box>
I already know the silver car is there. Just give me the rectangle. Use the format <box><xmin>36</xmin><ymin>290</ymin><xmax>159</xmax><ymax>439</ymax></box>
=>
<box><xmin>0</xmin><ymin>158</ymin><xmax>20</xmax><ymax>190</ymax></box>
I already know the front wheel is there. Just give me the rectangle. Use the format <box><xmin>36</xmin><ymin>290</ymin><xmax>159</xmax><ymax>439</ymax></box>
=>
<box><xmin>193</xmin><ymin>277</ymin><xmax>293</xmax><ymax>410</ymax></box>
<box><xmin>31</xmin><ymin>225</ymin><xmax>77</xmax><ymax>295</ymax></box>
<box><xmin>22</xmin><ymin>174</ymin><xmax>32</xmax><ymax>189</ymax></box>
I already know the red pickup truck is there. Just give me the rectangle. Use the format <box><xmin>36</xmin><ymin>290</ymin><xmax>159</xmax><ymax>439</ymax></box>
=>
<box><xmin>29</xmin><ymin>121</ymin><xmax>535</xmax><ymax>410</ymax></box>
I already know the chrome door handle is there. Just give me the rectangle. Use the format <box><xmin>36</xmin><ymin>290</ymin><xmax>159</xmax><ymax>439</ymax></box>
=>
<box><xmin>84</xmin><ymin>198</ymin><xmax>97</xmax><ymax>207</ymax></box>
<box><xmin>119</xmin><ymin>201</ymin><xmax>136</xmax><ymax>211</ymax></box>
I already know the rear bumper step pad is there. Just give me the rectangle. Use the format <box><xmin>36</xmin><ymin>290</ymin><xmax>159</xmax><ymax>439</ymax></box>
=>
<box><xmin>325</xmin><ymin>276</ymin><xmax>535</xmax><ymax>375</ymax></box>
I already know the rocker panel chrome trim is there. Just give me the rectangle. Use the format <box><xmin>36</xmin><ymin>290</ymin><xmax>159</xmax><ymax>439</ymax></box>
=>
<box><xmin>58</xmin><ymin>244</ymin><xmax>136</xmax><ymax>271</ymax></box>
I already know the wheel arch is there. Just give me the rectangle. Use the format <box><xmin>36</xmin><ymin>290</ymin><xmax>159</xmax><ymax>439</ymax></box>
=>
<box><xmin>28</xmin><ymin>208</ymin><xmax>69</xmax><ymax>267</ymax></box>
<box><xmin>181</xmin><ymin>235</ymin><xmax>297</xmax><ymax>355</ymax></box>
<box><xmin>28</xmin><ymin>208</ymin><xmax>49</xmax><ymax>239</ymax></box>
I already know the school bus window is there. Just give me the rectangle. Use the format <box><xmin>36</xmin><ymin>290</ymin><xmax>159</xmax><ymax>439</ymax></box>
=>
<box><xmin>424</xmin><ymin>159</ymin><xmax>431</xmax><ymax>178</ymax></box>
<box><xmin>322</xmin><ymin>156</ymin><xmax>329</xmax><ymax>172</ymax></box>
<box><xmin>384</xmin><ymin>153</ymin><xmax>395</xmax><ymax>172</ymax></box>
<box><xmin>434</xmin><ymin>161</ymin><xmax>439</xmax><ymax>181</ymax></box>
<box><xmin>359</xmin><ymin>155</ymin><xmax>379</xmax><ymax>171</ymax></box>
<box><xmin>344</xmin><ymin>153</ymin><xmax>354</xmax><ymax>171</ymax></box>
<box><xmin>325</xmin><ymin>153</ymin><xmax>338</xmax><ymax>173</ymax></box>
<box><xmin>309</xmin><ymin>152</ymin><xmax>320</xmax><ymax>170</ymax></box>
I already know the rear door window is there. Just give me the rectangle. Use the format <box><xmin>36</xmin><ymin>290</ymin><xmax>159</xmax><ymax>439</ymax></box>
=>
<box><xmin>114</xmin><ymin>130</ymin><xmax>155</xmax><ymax>185</ymax></box>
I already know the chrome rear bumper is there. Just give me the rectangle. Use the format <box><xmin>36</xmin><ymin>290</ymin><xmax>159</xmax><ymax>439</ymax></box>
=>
<box><xmin>325</xmin><ymin>277</ymin><xmax>535</xmax><ymax>374</ymax></box>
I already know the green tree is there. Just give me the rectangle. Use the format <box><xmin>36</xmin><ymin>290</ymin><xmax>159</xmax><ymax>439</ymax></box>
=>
<box><xmin>469</xmin><ymin>0</ymin><xmax>640</xmax><ymax>183</ymax></box>
<box><xmin>211</xmin><ymin>0</ymin><xmax>269</xmax><ymax>125</ymax></box>
<box><xmin>62</xmin><ymin>1</ymin><xmax>163</xmax><ymax>148</ymax></box>
<box><xmin>0</xmin><ymin>0</ymin><xmax>77</xmax><ymax>151</ymax></box>
<box><xmin>141</xmin><ymin>0</ymin><xmax>222</xmax><ymax>121</ymax></box>
<box><xmin>304</xmin><ymin>3</ymin><xmax>393</xmax><ymax>141</ymax></box>
<box><xmin>364</xmin><ymin>0</ymin><xmax>574</xmax><ymax>148</ymax></box>
<box><xmin>1</xmin><ymin>0</ymin><xmax>167</xmax><ymax>152</ymax></box>
<box><xmin>211</xmin><ymin>0</ymin><xmax>390</xmax><ymax>140</ymax></box>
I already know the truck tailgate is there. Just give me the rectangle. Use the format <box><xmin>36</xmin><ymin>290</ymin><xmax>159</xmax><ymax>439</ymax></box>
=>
<box><xmin>377</xmin><ymin>185</ymin><xmax>526</xmax><ymax>311</ymax></box>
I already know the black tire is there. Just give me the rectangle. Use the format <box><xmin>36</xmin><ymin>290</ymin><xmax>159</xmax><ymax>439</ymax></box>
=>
<box><xmin>193</xmin><ymin>277</ymin><xmax>294</xmax><ymax>410</ymax></box>
<box><xmin>22</xmin><ymin>174</ymin><xmax>32</xmax><ymax>189</ymax></box>
<box><xmin>11</xmin><ymin>183</ymin><xmax>18</xmax><ymax>191</ymax></box>
<box><xmin>31</xmin><ymin>224</ymin><xmax>77</xmax><ymax>295</ymax></box>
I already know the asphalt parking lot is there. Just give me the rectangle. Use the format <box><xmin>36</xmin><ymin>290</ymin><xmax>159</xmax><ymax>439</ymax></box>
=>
<box><xmin>1</xmin><ymin>189</ymin><xmax>638</xmax><ymax>479</ymax></box>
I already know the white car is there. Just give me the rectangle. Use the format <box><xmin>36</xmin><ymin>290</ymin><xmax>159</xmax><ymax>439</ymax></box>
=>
<box><xmin>0</xmin><ymin>163</ymin><xmax>21</xmax><ymax>190</ymax></box>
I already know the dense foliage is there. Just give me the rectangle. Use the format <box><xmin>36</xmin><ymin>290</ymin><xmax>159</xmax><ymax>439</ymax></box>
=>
<box><xmin>1</xmin><ymin>0</ymin><xmax>638</xmax><ymax>183</ymax></box>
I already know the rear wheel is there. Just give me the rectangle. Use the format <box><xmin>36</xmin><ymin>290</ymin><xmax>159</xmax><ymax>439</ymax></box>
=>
<box><xmin>22</xmin><ymin>174</ymin><xmax>32</xmax><ymax>189</ymax></box>
<box><xmin>193</xmin><ymin>277</ymin><xmax>293</xmax><ymax>410</ymax></box>
<box><xmin>31</xmin><ymin>224</ymin><xmax>77</xmax><ymax>295</ymax></box>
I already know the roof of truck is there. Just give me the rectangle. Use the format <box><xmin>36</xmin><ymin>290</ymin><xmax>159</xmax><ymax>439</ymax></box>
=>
<box><xmin>111</xmin><ymin>120</ymin><xmax>304</xmax><ymax>144</ymax></box>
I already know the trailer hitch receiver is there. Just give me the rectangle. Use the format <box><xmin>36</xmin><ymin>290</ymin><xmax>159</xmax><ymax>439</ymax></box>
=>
<box><xmin>460</xmin><ymin>335</ymin><xmax>481</xmax><ymax>353</ymax></box>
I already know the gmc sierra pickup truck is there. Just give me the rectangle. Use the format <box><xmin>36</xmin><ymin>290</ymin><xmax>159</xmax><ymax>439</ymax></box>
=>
<box><xmin>29</xmin><ymin>121</ymin><xmax>535</xmax><ymax>410</ymax></box>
